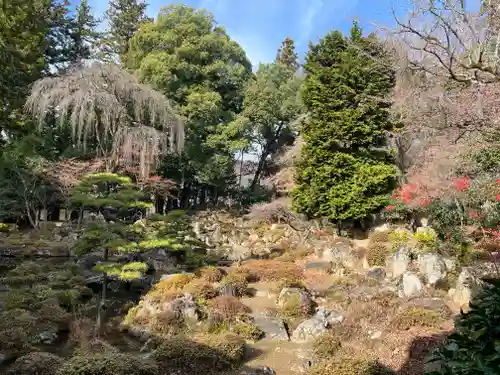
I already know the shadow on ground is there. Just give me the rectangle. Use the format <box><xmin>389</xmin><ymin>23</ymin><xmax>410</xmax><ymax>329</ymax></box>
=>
<box><xmin>396</xmin><ymin>332</ymin><xmax>449</xmax><ymax>375</ymax></box>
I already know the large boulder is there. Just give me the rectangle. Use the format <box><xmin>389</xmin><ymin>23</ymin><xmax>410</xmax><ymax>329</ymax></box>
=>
<box><xmin>388</xmin><ymin>246</ymin><xmax>412</xmax><ymax>278</ymax></box>
<box><xmin>419</xmin><ymin>253</ymin><xmax>447</xmax><ymax>286</ymax></box>
<box><xmin>250</xmin><ymin>313</ymin><xmax>289</xmax><ymax>341</ymax></box>
<box><xmin>277</xmin><ymin>288</ymin><xmax>313</xmax><ymax>312</ymax></box>
<box><xmin>448</xmin><ymin>267</ymin><xmax>484</xmax><ymax>308</ymax></box>
<box><xmin>397</xmin><ymin>271</ymin><xmax>423</xmax><ymax>298</ymax></box>
<box><xmin>291</xmin><ymin>307</ymin><xmax>344</xmax><ymax>343</ymax></box>
<box><xmin>321</xmin><ymin>238</ymin><xmax>366</xmax><ymax>270</ymax></box>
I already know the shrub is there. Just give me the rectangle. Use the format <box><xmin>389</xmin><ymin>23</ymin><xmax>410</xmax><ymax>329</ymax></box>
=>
<box><xmin>153</xmin><ymin>334</ymin><xmax>245</xmax><ymax>373</ymax></box>
<box><xmin>8</xmin><ymin>352</ymin><xmax>64</xmax><ymax>375</ymax></box>
<box><xmin>413</xmin><ymin>228</ymin><xmax>439</xmax><ymax>253</ymax></box>
<box><xmin>308</xmin><ymin>358</ymin><xmax>393</xmax><ymax>375</ymax></box>
<box><xmin>240</xmin><ymin>259</ymin><xmax>303</xmax><ymax>282</ymax></box>
<box><xmin>312</xmin><ymin>331</ymin><xmax>342</xmax><ymax>359</ymax></box>
<box><xmin>280</xmin><ymin>293</ymin><xmax>312</xmax><ymax>318</ymax></box>
<box><xmin>0</xmin><ymin>222</ymin><xmax>10</xmax><ymax>233</ymax></box>
<box><xmin>388</xmin><ymin>229</ymin><xmax>411</xmax><ymax>250</ymax></box>
<box><xmin>392</xmin><ymin>307</ymin><xmax>444</xmax><ymax>330</ymax></box>
<box><xmin>231</xmin><ymin>322</ymin><xmax>264</xmax><ymax>341</ymax></box>
<box><xmin>197</xmin><ymin>267</ymin><xmax>225</xmax><ymax>283</ymax></box>
<box><xmin>220</xmin><ymin>270</ymin><xmax>249</xmax><ymax>297</ymax></box>
<box><xmin>369</xmin><ymin>231</ymin><xmax>390</xmax><ymax>244</ymax></box>
<box><xmin>272</xmin><ymin>278</ymin><xmax>307</xmax><ymax>294</ymax></box>
<box><xmin>208</xmin><ymin>296</ymin><xmax>251</xmax><ymax>321</ymax></box>
<box><xmin>183</xmin><ymin>279</ymin><xmax>218</xmax><ymax>300</ymax></box>
<box><xmin>56</xmin><ymin>352</ymin><xmax>158</xmax><ymax>375</ymax></box>
<box><xmin>147</xmin><ymin>274</ymin><xmax>195</xmax><ymax>303</ymax></box>
<box><xmin>366</xmin><ymin>242</ymin><xmax>390</xmax><ymax>267</ymax></box>
<box><xmin>428</xmin><ymin>280</ymin><xmax>500</xmax><ymax>374</ymax></box>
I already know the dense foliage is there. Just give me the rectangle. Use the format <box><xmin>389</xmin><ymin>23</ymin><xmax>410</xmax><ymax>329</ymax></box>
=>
<box><xmin>292</xmin><ymin>22</ymin><xmax>397</xmax><ymax>226</ymax></box>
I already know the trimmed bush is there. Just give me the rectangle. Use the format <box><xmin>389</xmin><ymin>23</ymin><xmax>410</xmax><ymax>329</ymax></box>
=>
<box><xmin>312</xmin><ymin>331</ymin><xmax>342</xmax><ymax>359</ymax></box>
<box><xmin>366</xmin><ymin>242</ymin><xmax>390</xmax><ymax>267</ymax></box>
<box><xmin>232</xmin><ymin>322</ymin><xmax>264</xmax><ymax>341</ymax></box>
<box><xmin>153</xmin><ymin>333</ymin><xmax>245</xmax><ymax>373</ymax></box>
<box><xmin>240</xmin><ymin>259</ymin><xmax>303</xmax><ymax>282</ymax></box>
<box><xmin>208</xmin><ymin>296</ymin><xmax>251</xmax><ymax>321</ymax></box>
<box><xmin>197</xmin><ymin>267</ymin><xmax>225</xmax><ymax>283</ymax></box>
<box><xmin>392</xmin><ymin>307</ymin><xmax>444</xmax><ymax>331</ymax></box>
<box><xmin>220</xmin><ymin>271</ymin><xmax>249</xmax><ymax>297</ymax></box>
<box><xmin>369</xmin><ymin>231</ymin><xmax>390</xmax><ymax>244</ymax></box>
<box><xmin>56</xmin><ymin>352</ymin><xmax>158</xmax><ymax>375</ymax></box>
<box><xmin>8</xmin><ymin>352</ymin><xmax>64</xmax><ymax>375</ymax></box>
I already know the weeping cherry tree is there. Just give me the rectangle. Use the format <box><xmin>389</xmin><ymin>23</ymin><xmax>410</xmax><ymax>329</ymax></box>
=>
<box><xmin>25</xmin><ymin>62</ymin><xmax>184</xmax><ymax>178</ymax></box>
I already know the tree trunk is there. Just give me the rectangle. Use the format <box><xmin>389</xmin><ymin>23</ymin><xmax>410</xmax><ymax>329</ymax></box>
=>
<box><xmin>199</xmin><ymin>187</ymin><xmax>207</xmax><ymax>209</ymax></box>
<box><xmin>155</xmin><ymin>195</ymin><xmax>165</xmax><ymax>215</ymax></box>
<box><xmin>250</xmin><ymin>149</ymin><xmax>269</xmax><ymax>190</ymax></box>
<box><xmin>96</xmin><ymin>248</ymin><xmax>109</xmax><ymax>335</ymax></box>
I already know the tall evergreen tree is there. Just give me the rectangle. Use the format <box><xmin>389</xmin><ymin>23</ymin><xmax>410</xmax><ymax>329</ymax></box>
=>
<box><xmin>276</xmin><ymin>36</ymin><xmax>299</xmax><ymax>71</ymax></box>
<box><xmin>68</xmin><ymin>0</ymin><xmax>101</xmax><ymax>63</ymax></box>
<box><xmin>292</xmin><ymin>22</ymin><xmax>398</xmax><ymax>229</ymax></box>
<box><xmin>105</xmin><ymin>0</ymin><xmax>151</xmax><ymax>62</ymax></box>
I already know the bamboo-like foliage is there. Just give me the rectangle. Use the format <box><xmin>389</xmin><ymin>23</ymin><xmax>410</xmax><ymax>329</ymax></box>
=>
<box><xmin>25</xmin><ymin>63</ymin><xmax>184</xmax><ymax>177</ymax></box>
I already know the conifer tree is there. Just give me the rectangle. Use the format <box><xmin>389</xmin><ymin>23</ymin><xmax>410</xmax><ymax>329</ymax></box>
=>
<box><xmin>276</xmin><ymin>36</ymin><xmax>299</xmax><ymax>71</ymax></box>
<box><xmin>292</xmin><ymin>22</ymin><xmax>398</xmax><ymax>229</ymax></box>
<box><xmin>68</xmin><ymin>0</ymin><xmax>101</xmax><ymax>63</ymax></box>
<box><xmin>105</xmin><ymin>0</ymin><xmax>151</xmax><ymax>62</ymax></box>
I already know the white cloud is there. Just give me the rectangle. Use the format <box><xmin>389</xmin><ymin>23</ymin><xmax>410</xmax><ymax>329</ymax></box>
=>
<box><xmin>298</xmin><ymin>0</ymin><xmax>324</xmax><ymax>45</ymax></box>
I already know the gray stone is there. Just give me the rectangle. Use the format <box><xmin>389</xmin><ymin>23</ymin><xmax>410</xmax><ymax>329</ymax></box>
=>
<box><xmin>367</xmin><ymin>266</ymin><xmax>386</xmax><ymax>281</ymax></box>
<box><xmin>419</xmin><ymin>253</ymin><xmax>447</xmax><ymax>286</ymax></box>
<box><xmin>389</xmin><ymin>246</ymin><xmax>411</xmax><ymax>278</ymax></box>
<box><xmin>398</xmin><ymin>271</ymin><xmax>423</xmax><ymax>298</ymax></box>
<box><xmin>321</xmin><ymin>239</ymin><xmax>362</xmax><ymax>270</ymax></box>
<box><xmin>449</xmin><ymin>268</ymin><xmax>483</xmax><ymax>308</ymax></box>
<box><xmin>251</xmin><ymin>313</ymin><xmax>289</xmax><ymax>341</ymax></box>
<box><xmin>246</xmin><ymin>366</ymin><xmax>277</xmax><ymax>375</ymax></box>
<box><xmin>291</xmin><ymin>307</ymin><xmax>344</xmax><ymax>343</ymax></box>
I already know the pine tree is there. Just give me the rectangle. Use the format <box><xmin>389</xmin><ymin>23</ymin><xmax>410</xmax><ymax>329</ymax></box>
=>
<box><xmin>276</xmin><ymin>36</ymin><xmax>299</xmax><ymax>71</ymax></box>
<box><xmin>292</xmin><ymin>22</ymin><xmax>398</xmax><ymax>229</ymax></box>
<box><xmin>68</xmin><ymin>0</ymin><xmax>101</xmax><ymax>63</ymax></box>
<box><xmin>105</xmin><ymin>0</ymin><xmax>151</xmax><ymax>62</ymax></box>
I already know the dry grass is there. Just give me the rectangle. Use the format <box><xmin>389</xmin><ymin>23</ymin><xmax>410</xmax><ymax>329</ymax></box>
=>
<box><xmin>276</xmin><ymin>246</ymin><xmax>314</xmax><ymax>262</ymax></box>
<box><xmin>309</xmin><ymin>357</ymin><xmax>394</xmax><ymax>375</ymax></box>
<box><xmin>392</xmin><ymin>307</ymin><xmax>445</xmax><ymax>331</ymax></box>
<box><xmin>220</xmin><ymin>268</ymin><xmax>250</xmax><ymax>297</ymax></box>
<box><xmin>312</xmin><ymin>331</ymin><xmax>342</xmax><ymax>359</ymax></box>
<box><xmin>240</xmin><ymin>259</ymin><xmax>303</xmax><ymax>282</ymax></box>
<box><xmin>208</xmin><ymin>296</ymin><xmax>251</xmax><ymax>321</ymax></box>
<box><xmin>147</xmin><ymin>274</ymin><xmax>195</xmax><ymax>303</ymax></box>
<box><xmin>366</xmin><ymin>242</ymin><xmax>390</xmax><ymax>267</ymax></box>
<box><xmin>369</xmin><ymin>231</ymin><xmax>391</xmax><ymax>244</ymax></box>
<box><xmin>183</xmin><ymin>279</ymin><xmax>218</xmax><ymax>300</ymax></box>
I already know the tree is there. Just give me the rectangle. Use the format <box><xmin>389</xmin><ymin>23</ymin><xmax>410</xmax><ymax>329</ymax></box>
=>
<box><xmin>104</xmin><ymin>0</ymin><xmax>151</xmax><ymax>62</ymax></box>
<box><xmin>292</xmin><ymin>22</ymin><xmax>398</xmax><ymax>229</ymax></box>
<box><xmin>276</xmin><ymin>36</ymin><xmax>299</xmax><ymax>71</ymax></box>
<box><xmin>0</xmin><ymin>0</ymin><xmax>73</xmax><ymax>140</ymax></box>
<box><xmin>68</xmin><ymin>0</ymin><xmax>101</xmax><ymax>64</ymax></box>
<box><xmin>238</xmin><ymin>62</ymin><xmax>304</xmax><ymax>190</ymax></box>
<box><xmin>126</xmin><ymin>4</ymin><xmax>252</xmax><ymax>208</ymax></box>
<box><xmin>25</xmin><ymin>62</ymin><xmax>184</xmax><ymax>178</ymax></box>
<box><xmin>70</xmin><ymin>172</ymin><xmax>151</xmax><ymax>332</ymax></box>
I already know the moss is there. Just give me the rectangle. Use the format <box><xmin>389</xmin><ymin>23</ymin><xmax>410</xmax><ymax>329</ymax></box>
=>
<box><xmin>280</xmin><ymin>293</ymin><xmax>312</xmax><ymax>318</ymax></box>
<box><xmin>147</xmin><ymin>274</ymin><xmax>195</xmax><ymax>303</ymax></box>
<box><xmin>309</xmin><ymin>358</ymin><xmax>393</xmax><ymax>375</ymax></box>
<box><xmin>56</xmin><ymin>352</ymin><xmax>158</xmax><ymax>375</ymax></box>
<box><xmin>366</xmin><ymin>242</ymin><xmax>390</xmax><ymax>267</ymax></box>
<box><xmin>392</xmin><ymin>307</ymin><xmax>444</xmax><ymax>330</ymax></box>
<box><xmin>183</xmin><ymin>278</ymin><xmax>218</xmax><ymax>300</ymax></box>
<box><xmin>3</xmin><ymin>261</ymin><xmax>47</xmax><ymax>286</ymax></box>
<box><xmin>8</xmin><ymin>352</ymin><xmax>64</xmax><ymax>375</ymax></box>
<box><xmin>312</xmin><ymin>331</ymin><xmax>342</xmax><ymax>359</ymax></box>
<box><xmin>153</xmin><ymin>333</ymin><xmax>245</xmax><ymax>373</ymax></box>
<box><xmin>231</xmin><ymin>322</ymin><xmax>264</xmax><ymax>341</ymax></box>
<box><xmin>0</xmin><ymin>222</ymin><xmax>10</xmax><ymax>233</ymax></box>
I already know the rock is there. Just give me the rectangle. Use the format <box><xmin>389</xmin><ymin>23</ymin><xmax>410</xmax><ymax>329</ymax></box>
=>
<box><xmin>367</xmin><ymin>266</ymin><xmax>386</xmax><ymax>281</ymax></box>
<box><xmin>226</xmin><ymin>243</ymin><xmax>252</xmax><ymax>262</ymax></box>
<box><xmin>291</xmin><ymin>307</ymin><xmax>344</xmax><ymax>343</ymax></box>
<box><xmin>388</xmin><ymin>246</ymin><xmax>411</xmax><ymax>278</ymax></box>
<box><xmin>442</xmin><ymin>257</ymin><xmax>458</xmax><ymax>272</ymax></box>
<box><xmin>141</xmin><ymin>248</ymin><xmax>177</xmax><ymax>272</ymax></box>
<box><xmin>277</xmin><ymin>288</ymin><xmax>312</xmax><ymax>310</ymax></box>
<box><xmin>246</xmin><ymin>366</ymin><xmax>277</xmax><ymax>375</ymax></box>
<box><xmin>219</xmin><ymin>283</ymin><xmax>237</xmax><ymax>297</ymax></box>
<box><xmin>449</xmin><ymin>268</ymin><xmax>483</xmax><ymax>308</ymax></box>
<box><xmin>251</xmin><ymin>313</ymin><xmax>289</xmax><ymax>341</ymax></box>
<box><xmin>419</xmin><ymin>253</ymin><xmax>447</xmax><ymax>286</ymax></box>
<box><xmin>321</xmin><ymin>238</ymin><xmax>364</xmax><ymax>270</ymax></box>
<box><xmin>398</xmin><ymin>272</ymin><xmax>423</xmax><ymax>298</ymax></box>
<box><xmin>370</xmin><ymin>331</ymin><xmax>383</xmax><ymax>340</ymax></box>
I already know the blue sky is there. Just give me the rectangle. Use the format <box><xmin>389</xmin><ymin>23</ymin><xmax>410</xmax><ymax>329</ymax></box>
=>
<box><xmin>88</xmin><ymin>0</ymin><xmax>400</xmax><ymax>65</ymax></box>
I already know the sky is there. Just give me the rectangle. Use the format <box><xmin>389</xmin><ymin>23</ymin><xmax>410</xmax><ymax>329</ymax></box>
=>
<box><xmin>87</xmin><ymin>0</ymin><xmax>402</xmax><ymax>66</ymax></box>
